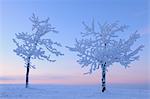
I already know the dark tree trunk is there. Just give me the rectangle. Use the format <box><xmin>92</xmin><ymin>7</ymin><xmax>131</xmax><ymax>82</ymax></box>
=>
<box><xmin>25</xmin><ymin>57</ymin><xmax>30</xmax><ymax>88</ymax></box>
<box><xmin>101</xmin><ymin>62</ymin><xmax>106</xmax><ymax>92</ymax></box>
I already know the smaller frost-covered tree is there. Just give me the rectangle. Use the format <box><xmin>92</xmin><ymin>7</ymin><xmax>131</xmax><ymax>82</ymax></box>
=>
<box><xmin>67</xmin><ymin>20</ymin><xmax>144</xmax><ymax>92</ymax></box>
<box><xmin>13</xmin><ymin>14</ymin><xmax>63</xmax><ymax>88</ymax></box>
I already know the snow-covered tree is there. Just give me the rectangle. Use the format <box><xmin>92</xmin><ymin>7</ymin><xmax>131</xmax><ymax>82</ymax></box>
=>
<box><xmin>13</xmin><ymin>14</ymin><xmax>63</xmax><ymax>88</ymax></box>
<box><xmin>66</xmin><ymin>20</ymin><xmax>144</xmax><ymax>92</ymax></box>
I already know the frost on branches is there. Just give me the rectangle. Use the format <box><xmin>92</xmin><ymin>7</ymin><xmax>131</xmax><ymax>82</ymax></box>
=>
<box><xmin>67</xmin><ymin>20</ymin><xmax>144</xmax><ymax>92</ymax></box>
<box><xmin>13</xmin><ymin>14</ymin><xmax>63</xmax><ymax>88</ymax></box>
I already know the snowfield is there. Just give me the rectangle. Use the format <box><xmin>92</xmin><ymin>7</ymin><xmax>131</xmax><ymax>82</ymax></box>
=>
<box><xmin>0</xmin><ymin>84</ymin><xmax>150</xmax><ymax>99</ymax></box>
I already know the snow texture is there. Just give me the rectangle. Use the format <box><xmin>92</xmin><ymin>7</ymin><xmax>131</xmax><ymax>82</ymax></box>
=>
<box><xmin>67</xmin><ymin>20</ymin><xmax>144</xmax><ymax>74</ymax></box>
<box><xmin>0</xmin><ymin>84</ymin><xmax>149</xmax><ymax>99</ymax></box>
<box><xmin>13</xmin><ymin>14</ymin><xmax>63</xmax><ymax>68</ymax></box>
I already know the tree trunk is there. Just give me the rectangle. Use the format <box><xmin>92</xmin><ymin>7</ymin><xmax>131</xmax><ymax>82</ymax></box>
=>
<box><xmin>101</xmin><ymin>62</ymin><xmax>106</xmax><ymax>92</ymax></box>
<box><xmin>25</xmin><ymin>57</ymin><xmax>30</xmax><ymax>88</ymax></box>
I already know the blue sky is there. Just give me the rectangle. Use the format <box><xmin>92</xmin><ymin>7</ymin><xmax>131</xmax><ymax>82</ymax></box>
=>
<box><xmin>0</xmin><ymin>0</ymin><xmax>149</xmax><ymax>84</ymax></box>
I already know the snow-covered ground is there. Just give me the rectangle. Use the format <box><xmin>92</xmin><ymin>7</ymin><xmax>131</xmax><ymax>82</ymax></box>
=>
<box><xmin>0</xmin><ymin>84</ymin><xmax>150</xmax><ymax>99</ymax></box>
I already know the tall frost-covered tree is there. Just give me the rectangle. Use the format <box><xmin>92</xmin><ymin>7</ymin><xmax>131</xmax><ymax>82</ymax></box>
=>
<box><xmin>67</xmin><ymin>20</ymin><xmax>144</xmax><ymax>92</ymax></box>
<box><xmin>13</xmin><ymin>14</ymin><xmax>63</xmax><ymax>88</ymax></box>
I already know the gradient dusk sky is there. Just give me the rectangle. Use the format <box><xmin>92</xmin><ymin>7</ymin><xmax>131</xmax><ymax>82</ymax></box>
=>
<box><xmin>0</xmin><ymin>0</ymin><xmax>150</xmax><ymax>85</ymax></box>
